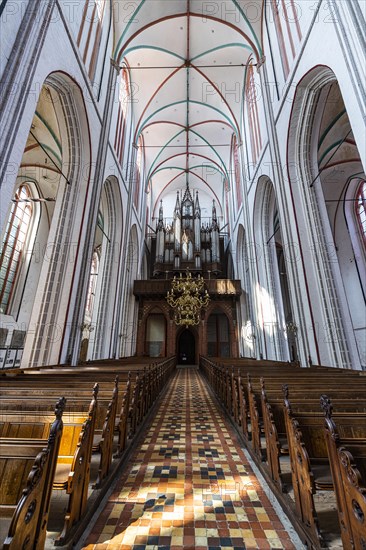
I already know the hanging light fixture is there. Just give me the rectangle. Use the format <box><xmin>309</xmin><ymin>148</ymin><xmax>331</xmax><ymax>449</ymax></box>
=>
<box><xmin>166</xmin><ymin>270</ymin><xmax>210</xmax><ymax>328</ymax></box>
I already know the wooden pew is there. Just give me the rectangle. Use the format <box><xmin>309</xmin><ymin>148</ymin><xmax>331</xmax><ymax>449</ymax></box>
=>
<box><xmin>0</xmin><ymin>357</ymin><xmax>176</xmax><ymax>547</ymax></box>
<box><xmin>321</xmin><ymin>395</ymin><xmax>366</xmax><ymax>550</ymax></box>
<box><xmin>200</xmin><ymin>356</ymin><xmax>365</xmax><ymax>443</ymax></box>
<box><xmin>53</xmin><ymin>384</ymin><xmax>98</xmax><ymax>545</ymax></box>
<box><xmin>0</xmin><ymin>441</ymin><xmax>49</xmax><ymax>516</ymax></box>
<box><xmin>93</xmin><ymin>376</ymin><xmax>119</xmax><ymax>488</ymax></box>
<box><xmin>283</xmin><ymin>387</ymin><xmax>366</xmax><ymax>548</ymax></box>
<box><xmin>260</xmin><ymin>379</ymin><xmax>366</xmax><ymax>493</ymax></box>
<box><xmin>1</xmin><ymin>386</ymin><xmax>100</xmax><ymax>545</ymax></box>
<box><xmin>200</xmin><ymin>356</ymin><xmax>366</xmax><ymax>548</ymax></box>
<box><xmin>244</xmin><ymin>370</ymin><xmax>365</xmax><ymax>461</ymax></box>
<box><xmin>0</xmin><ymin>399</ymin><xmax>119</xmax><ymax>492</ymax></box>
<box><xmin>1</xmin><ymin>397</ymin><xmax>66</xmax><ymax>550</ymax></box>
<box><xmin>115</xmin><ymin>372</ymin><xmax>132</xmax><ymax>456</ymax></box>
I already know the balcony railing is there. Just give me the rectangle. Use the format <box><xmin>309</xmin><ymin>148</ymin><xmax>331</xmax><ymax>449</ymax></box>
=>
<box><xmin>133</xmin><ymin>279</ymin><xmax>241</xmax><ymax>298</ymax></box>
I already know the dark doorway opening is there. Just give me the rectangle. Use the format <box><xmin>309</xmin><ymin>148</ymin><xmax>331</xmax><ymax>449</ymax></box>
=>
<box><xmin>177</xmin><ymin>330</ymin><xmax>196</xmax><ymax>365</ymax></box>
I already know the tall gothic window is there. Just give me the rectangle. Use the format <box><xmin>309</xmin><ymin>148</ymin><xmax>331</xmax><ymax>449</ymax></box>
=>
<box><xmin>77</xmin><ymin>0</ymin><xmax>107</xmax><ymax>81</ymax></box>
<box><xmin>271</xmin><ymin>0</ymin><xmax>302</xmax><ymax>80</ymax></box>
<box><xmin>134</xmin><ymin>136</ymin><xmax>143</xmax><ymax>211</ymax></box>
<box><xmin>232</xmin><ymin>135</ymin><xmax>242</xmax><ymax>209</ymax></box>
<box><xmin>0</xmin><ymin>184</ymin><xmax>33</xmax><ymax>313</ymax></box>
<box><xmin>114</xmin><ymin>69</ymin><xmax>129</xmax><ymax>166</ymax></box>
<box><xmin>246</xmin><ymin>64</ymin><xmax>262</xmax><ymax>164</ymax></box>
<box><xmin>356</xmin><ymin>180</ymin><xmax>366</xmax><ymax>244</ymax></box>
<box><xmin>85</xmin><ymin>250</ymin><xmax>100</xmax><ymax>318</ymax></box>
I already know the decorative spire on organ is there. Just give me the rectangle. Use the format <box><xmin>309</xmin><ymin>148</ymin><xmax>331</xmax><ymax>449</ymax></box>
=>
<box><xmin>156</xmin><ymin>200</ymin><xmax>165</xmax><ymax>262</ymax></box>
<box><xmin>182</xmin><ymin>180</ymin><xmax>194</xmax><ymax>205</ymax></box>
<box><xmin>174</xmin><ymin>190</ymin><xmax>180</xmax><ymax>217</ymax></box>
<box><xmin>194</xmin><ymin>190</ymin><xmax>201</xmax><ymax>253</ymax></box>
<box><xmin>194</xmin><ymin>190</ymin><xmax>201</xmax><ymax>217</ymax></box>
<box><xmin>173</xmin><ymin>191</ymin><xmax>181</xmax><ymax>253</ymax></box>
<box><xmin>157</xmin><ymin>200</ymin><xmax>164</xmax><ymax>229</ymax></box>
<box><xmin>211</xmin><ymin>199</ymin><xmax>220</xmax><ymax>264</ymax></box>
<box><xmin>212</xmin><ymin>199</ymin><xmax>218</xmax><ymax>228</ymax></box>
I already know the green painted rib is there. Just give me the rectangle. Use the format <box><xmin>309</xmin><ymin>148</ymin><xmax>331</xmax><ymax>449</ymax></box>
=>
<box><xmin>188</xmin><ymin>128</ymin><xmax>229</xmax><ymax>179</ymax></box>
<box><xmin>36</xmin><ymin>143</ymin><xmax>62</xmax><ymax>167</ymax></box>
<box><xmin>191</xmin><ymin>42</ymin><xmax>252</xmax><ymax>62</ymax></box>
<box><xmin>150</xmin><ymin>168</ymin><xmax>222</xmax><ymax>198</ymax></box>
<box><xmin>113</xmin><ymin>0</ymin><xmax>146</xmax><ymax>60</ymax></box>
<box><xmin>97</xmin><ymin>210</ymin><xmax>104</xmax><ymax>230</ymax></box>
<box><xmin>187</xmin><ymin>164</ymin><xmax>225</xmax><ymax>177</ymax></box>
<box><xmin>153</xmin><ymin>166</ymin><xmax>187</xmax><ymax>175</ymax></box>
<box><xmin>137</xmin><ymin>100</ymin><xmax>237</xmax><ymax>142</ymax></box>
<box><xmin>113</xmin><ymin>0</ymin><xmax>262</xmax><ymax>61</ymax></box>
<box><xmin>318</xmin><ymin>109</ymin><xmax>347</xmax><ymax>150</ymax></box>
<box><xmin>231</xmin><ymin>0</ymin><xmax>262</xmax><ymax>56</ymax></box>
<box><xmin>318</xmin><ymin>139</ymin><xmax>345</xmax><ymax>166</ymax></box>
<box><xmin>149</xmin><ymin>129</ymin><xmax>229</xmax><ymax>181</ymax></box>
<box><xmin>147</xmin><ymin>129</ymin><xmax>186</xmax><ymax>181</ymax></box>
<box><xmin>147</xmin><ymin>125</ymin><xmax>230</xmax><ymax>182</ymax></box>
<box><xmin>123</xmin><ymin>45</ymin><xmax>185</xmax><ymax>61</ymax></box>
<box><xmin>35</xmin><ymin>111</ymin><xmax>62</xmax><ymax>153</ymax></box>
<box><xmin>153</xmin><ymin>163</ymin><xmax>225</xmax><ymax>178</ymax></box>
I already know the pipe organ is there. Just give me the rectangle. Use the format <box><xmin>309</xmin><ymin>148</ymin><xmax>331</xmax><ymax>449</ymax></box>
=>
<box><xmin>153</xmin><ymin>184</ymin><xmax>224</xmax><ymax>278</ymax></box>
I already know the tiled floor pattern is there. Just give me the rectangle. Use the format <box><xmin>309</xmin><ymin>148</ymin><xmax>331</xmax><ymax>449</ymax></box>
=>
<box><xmin>83</xmin><ymin>368</ymin><xmax>296</xmax><ymax>549</ymax></box>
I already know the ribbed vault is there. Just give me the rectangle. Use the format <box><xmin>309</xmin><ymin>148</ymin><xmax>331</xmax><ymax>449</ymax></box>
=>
<box><xmin>112</xmin><ymin>0</ymin><xmax>264</xmax><ymax>217</ymax></box>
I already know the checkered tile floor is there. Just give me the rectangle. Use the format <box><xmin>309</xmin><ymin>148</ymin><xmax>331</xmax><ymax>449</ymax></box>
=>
<box><xmin>83</xmin><ymin>368</ymin><xmax>296</xmax><ymax>549</ymax></box>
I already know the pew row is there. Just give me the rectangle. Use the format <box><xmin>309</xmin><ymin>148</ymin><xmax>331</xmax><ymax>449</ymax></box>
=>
<box><xmin>1</xmin><ymin>397</ymin><xmax>66</xmax><ymax>550</ymax></box>
<box><xmin>200</xmin><ymin>355</ymin><xmax>366</xmax><ymax>549</ymax></box>
<box><xmin>1</xmin><ymin>357</ymin><xmax>176</xmax><ymax>548</ymax></box>
<box><xmin>321</xmin><ymin>395</ymin><xmax>366</xmax><ymax>550</ymax></box>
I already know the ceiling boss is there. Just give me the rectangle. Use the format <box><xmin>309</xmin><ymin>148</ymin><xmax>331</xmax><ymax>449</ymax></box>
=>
<box><xmin>166</xmin><ymin>270</ymin><xmax>210</xmax><ymax>328</ymax></box>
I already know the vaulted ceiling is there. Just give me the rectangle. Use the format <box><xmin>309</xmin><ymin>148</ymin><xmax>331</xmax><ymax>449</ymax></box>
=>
<box><xmin>112</xmin><ymin>0</ymin><xmax>264</xmax><ymax>217</ymax></box>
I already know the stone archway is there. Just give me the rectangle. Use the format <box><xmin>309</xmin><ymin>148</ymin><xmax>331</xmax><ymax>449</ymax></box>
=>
<box><xmin>288</xmin><ymin>67</ymin><xmax>365</xmax><ymax>369</ymax></box>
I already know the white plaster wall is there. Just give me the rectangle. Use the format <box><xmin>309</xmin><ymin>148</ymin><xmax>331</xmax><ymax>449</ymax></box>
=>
<box><xmin>0</xmin><ymin>0</ymin><xmax>30</xmax><ymax>78</ymax></box>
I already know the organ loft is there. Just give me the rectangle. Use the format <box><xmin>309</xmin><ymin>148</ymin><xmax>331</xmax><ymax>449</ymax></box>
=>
<box><xmin>152</xmin><ymin>183</ymin><xmax>224</xmax><ymax>278</ymax></box>
<box><xmin>133</xmin><ymin>183</ymin><xmax>241</xmax><ymax>362</ymax></box>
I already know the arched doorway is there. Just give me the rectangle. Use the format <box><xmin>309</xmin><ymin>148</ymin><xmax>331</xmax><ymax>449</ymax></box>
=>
<box><xmin>177</xmin><ymin>330</ymin><xmax>196</xmax><ymax>365</ymax></box>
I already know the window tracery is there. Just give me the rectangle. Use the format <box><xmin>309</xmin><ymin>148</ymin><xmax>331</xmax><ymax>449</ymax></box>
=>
<box><xmin>0</xmin><ymin>185</ymin><xmax>33</xmax><ymax>314</ymax></box>
<box><xmin>356</xmin><ymin>180</ymin><xmax>366</xmax><ymax>244</ymax></box>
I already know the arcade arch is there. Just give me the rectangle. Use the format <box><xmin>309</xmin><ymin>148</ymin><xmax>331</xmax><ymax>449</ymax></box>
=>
<box><xmin>288</xmin><ymin>68</ymin><xmax>365</xmax><ymax>368</ymax></box>
<box><xmin>0</xmin><ymin>74</ymin><xmax>91</xmax><ymax>368</ymax></box>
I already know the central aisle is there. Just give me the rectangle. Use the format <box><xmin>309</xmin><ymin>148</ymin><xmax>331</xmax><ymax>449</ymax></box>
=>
<box><xmin>83</xmin><ymin>368</ymin><xmax>297</xmax><ymax>549</ymax></box>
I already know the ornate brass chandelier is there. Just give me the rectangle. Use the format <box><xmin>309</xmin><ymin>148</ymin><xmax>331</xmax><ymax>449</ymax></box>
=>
<box><xmin>166</xmin><ymin>270</ymin><xmax>210</xmax><ymax>327</ymax></box>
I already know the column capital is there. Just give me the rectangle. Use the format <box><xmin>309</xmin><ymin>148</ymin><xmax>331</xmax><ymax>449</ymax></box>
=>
<box><xmin>110</xmin><ymin>58</ymin><xmax>121</xmax><ymax>73</ymax></box>
<box><xmin>256</xmin><ymin>56</ymin><xmax>266</xmax><ymax>72</ymax></box>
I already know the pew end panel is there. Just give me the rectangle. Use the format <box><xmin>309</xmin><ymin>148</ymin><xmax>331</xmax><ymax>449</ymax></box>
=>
<box><xmin>93</xmin><ymin>375</ymin><xmax>119</xmax><ymax>488</ymax></box>
<box><xmin>321</xmin><ymin>395</ymin><xmax>366</xmax><ymax>550</ymax></box>
<box><xmin>54</xmin><ymin>385</ymin><xmax>99</xmax><ymax>546</ymax></box>
<box><xmin>2</xmin><ymin>397</ymin><xmax>66</xmax><ymax>550</ymax></box>
<box><xmin>283</xmin><ymin>388</ymin><xmax>325</xmax><ymax>548</ymax></box>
